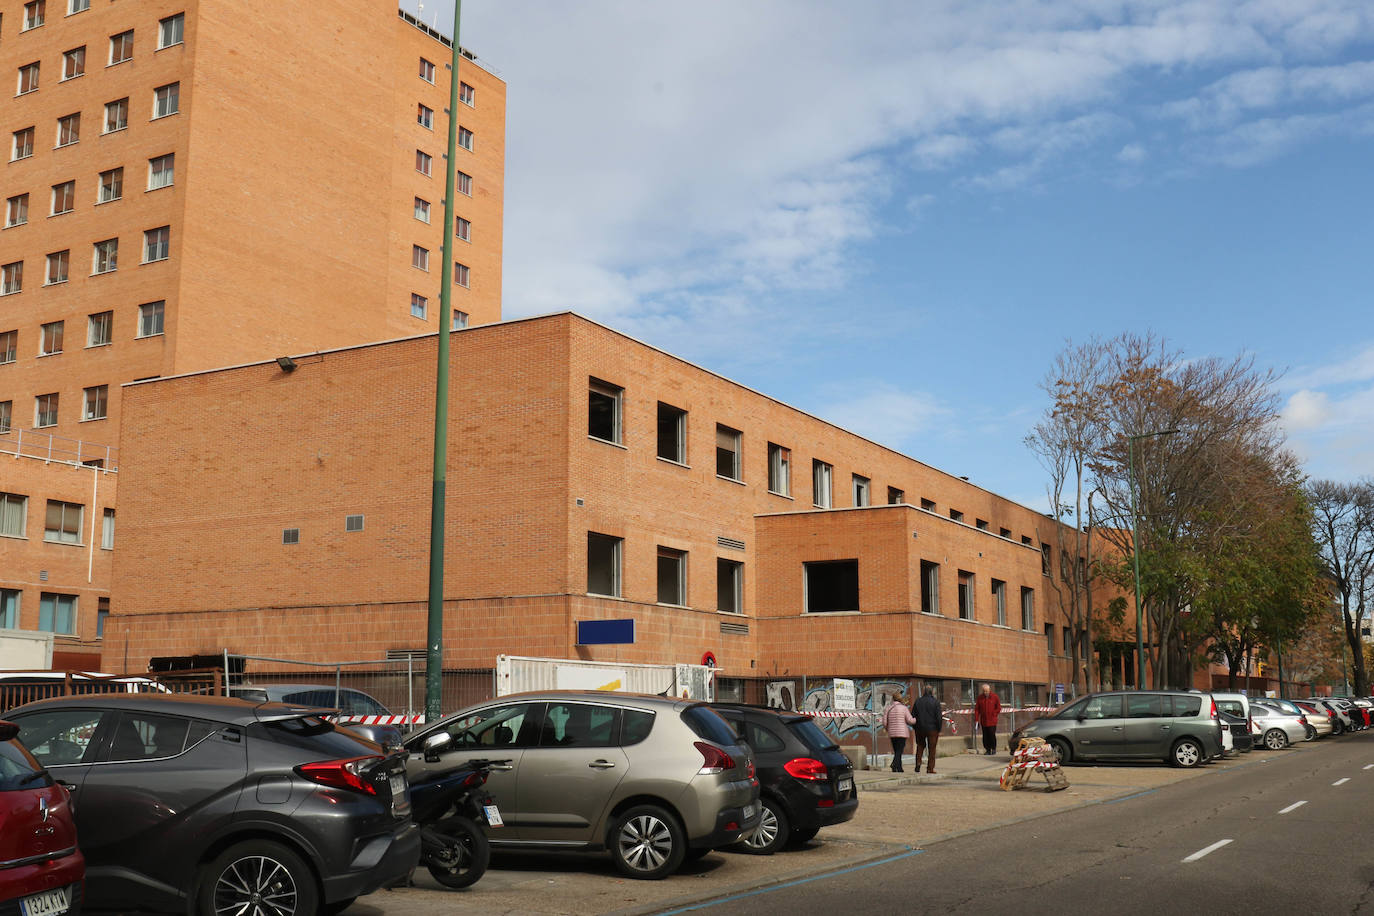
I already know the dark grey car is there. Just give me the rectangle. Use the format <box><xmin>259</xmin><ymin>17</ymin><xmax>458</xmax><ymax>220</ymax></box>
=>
<box><xmin>7</xmin><ymin>694</ymin><xmax>419</xmax><ymax>915</ymax></box>
<box><xmin>1008</xmin><ymin>690</ymin><xmax>1225</xmax><ymax>767</ymax></box>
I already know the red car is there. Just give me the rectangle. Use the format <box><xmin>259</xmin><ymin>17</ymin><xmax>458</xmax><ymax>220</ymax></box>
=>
<box><xmin>0</xmin><ymin>718</ymin><xmax>84</xmax><ymax>916</ymax></box>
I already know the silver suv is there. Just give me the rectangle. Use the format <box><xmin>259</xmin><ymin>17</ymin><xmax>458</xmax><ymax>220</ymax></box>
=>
<box><xmin>1009</xmin><ymin>690</ymin><xmax>1225</xmax><ymax>768</ymax></box>
<box><xmin>403</xmin><ymin>691</ymin><xmax>759</xmax><ymax>879</ymax></box>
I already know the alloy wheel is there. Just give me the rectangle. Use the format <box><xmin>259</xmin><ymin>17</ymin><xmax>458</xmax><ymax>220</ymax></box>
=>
<box><xmin>618</xmin><ymin>814</ymin><xmax>674</xmax><ymax>873</ymax></box>
<box><xmin>743</xmin><ymin>805</ymin><xmax>779</xmax><ymax>851</ymax></box>
<box><xmin>213</xmin><ymin>854</ymin><xmax>299</xmax><ymax>916</ymax></box>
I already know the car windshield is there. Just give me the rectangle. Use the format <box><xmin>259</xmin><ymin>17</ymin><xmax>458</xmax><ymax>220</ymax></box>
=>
<box><xmin>787</xmin><ymin>717</ymin><xmax>838</xmax><ymax>752</ymax></box>
<box><xmin>0</xmin><ymin>739</ymin><xmax>47</xmax><ymax>791</ymax></box>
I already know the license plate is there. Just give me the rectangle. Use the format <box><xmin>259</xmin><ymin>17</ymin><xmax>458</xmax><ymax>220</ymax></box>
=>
<box><xmin>389</xmin><ymin>773</ymin><xmax>410</xmax><ymax>815</ymax></box>
<box><xmin>483</xmin><ymin>803</ymin><xmax>503</xmax><ymax>827</ymax></box>
<box><xmin>21</xmin><ymin>887</ymin><xmax>70</xmax><ymax>916</ymax></box>
<box><xmin>838</xmin><ymin>777</ymin><xmax>853</xmax><ymax>792</ymax></box>
<box><xmin>742</xmin><ymin>803</ymin><xmax>757</xmax><ymax>820</ymax></box>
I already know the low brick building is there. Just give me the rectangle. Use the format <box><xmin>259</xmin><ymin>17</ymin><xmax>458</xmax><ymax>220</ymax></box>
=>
<box><xmin>112</xmin><ymin>313</ymin><xmax>1094</xmax><ymax>707</ymax></box>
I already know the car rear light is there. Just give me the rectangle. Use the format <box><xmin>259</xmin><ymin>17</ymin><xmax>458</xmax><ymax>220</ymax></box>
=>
<box><xmin>724</xmin><ymin>821</ymin><xmax>739</xmax><ymax>831</ymax></box>
<box><xmin>296</xmin><ymin>755</ymin><xmax>383</xmax><ymax>795</ymax></box>
<box><xmin>783</xmin><ymin>757</ymin><xmax>829</xmax><ymax>781</ymax></box>
<box><xmin>817</xmin><ymin>798</ymin><xmax>835</xmax><ymax>808</ymax></box>
<box><xmin>746</xmin><ymin>759</ymin><xmax>755</xmax><ymax>779</ymax></box>
<box><xmin>695</xmin><ymin>741</ymin><xmax>735</xmax><ymax>775</ymax></box>
<box><xmin>1298</xmin><ymin>716</ymin><xmax>1308</xmax><ymax>725</ymax></box>
<box><xmin>1209</xmin><ymin>699</ymin><xmax>1218</xmax><ymax>719</ymax></box>
<box><xmin>462</xmin><ymin>771</ymin><xmax>487</xmax><ymax>789</ymax></box>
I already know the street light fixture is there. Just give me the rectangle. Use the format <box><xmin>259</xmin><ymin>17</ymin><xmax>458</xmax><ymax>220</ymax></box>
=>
<box><xmin>1128</xmin><ymin>427</ymin><xmax>1177</xmax><ymax>690</ymax></box>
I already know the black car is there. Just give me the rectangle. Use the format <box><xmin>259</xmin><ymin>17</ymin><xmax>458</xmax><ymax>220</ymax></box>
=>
<box><xmin>7</xmin><ymin>693</ymin><xmax>419</xmax><ymax>915</ymax></box>
<box><xmin>711</xmin><ymin>704</ymin><xmax>857</xmax><ymax>854</ymax></box>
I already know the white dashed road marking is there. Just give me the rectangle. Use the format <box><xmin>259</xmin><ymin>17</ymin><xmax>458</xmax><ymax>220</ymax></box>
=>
<box><xmin>1182</xmin><ymin>839</ymin><xmax>1233</xmax><ymax>863</ymax></box>
<box><xmin>1364</xmin><ymin>764</ymin><xmax>1373</xmax><ymax>771</ymax></box>
<box><xmin>1278</xmin><ymin>801</ymin><xmax>1307</xmax><ymax>814</ymax></box>
<box><xmin>1333</xmin><ymin>777</ymin><xmax>1350</xmax><ymax>786</ymax></box>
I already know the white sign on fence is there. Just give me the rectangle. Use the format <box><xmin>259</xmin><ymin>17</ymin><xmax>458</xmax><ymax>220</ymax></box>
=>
<box><xmin>833</xmin><ymin>678</ymin><xmax>857</xmax><ymax>711</ymax></box>
<box><xmin>555</xmin><ymin>665</ymin><xmax>627</xmax><ymax>692</ymax></box>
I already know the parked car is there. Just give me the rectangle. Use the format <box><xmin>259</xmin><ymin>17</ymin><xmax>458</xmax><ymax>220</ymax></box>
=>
<box><xmin>6</xmin><ymin>694</ymin><xmax>418</xmax><ymax>915</ymax></box>
<box><xmin>710</xmin><ymin>704</ymin><xmax>857</xmax><ymax>854</ymax></box>
<box><xmin>402</xmin><ymin>690</ymin><xmax>760</xmax><ymax>879</ymax></box>
<box><xmin>1346</xmin><ymin>697</ymin><xmax>1373</xmax><ymax>728</ymax></box>
<box><xmin>1006</xmin><ymin>691</ymin><xmax>1225</xmax><ymax>768</ymax></box>
<box><xmin>1218</xmin><ymin>710</ymin><xmax>1250</xmax><ymax>753</ymax></box>
<box><xmin>0</xmin><ymin>718</ymin><xmax>85</xmax><ymax>916</ymax></box>
<box><xmin>1212</xmin><ymin>692</ymin><xmax>1253</xmax><ymax>753</ymax></box>
<box><xmin>1292</xmin><ymin>703</ymin><xmax>1333</xmax><ymax>738</ymax></box>
<box><xmin>224</xmin><ymin>683</ymin><xmax>391</xmax><ymax>718</ymax></box>
<box><xmin>1248</xmin><ymin>703</ymin><xmax>1307</xmax><ymax>749</ymax></box>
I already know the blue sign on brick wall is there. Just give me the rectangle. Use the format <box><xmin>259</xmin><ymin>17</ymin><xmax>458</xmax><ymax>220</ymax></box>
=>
<box><xmin>576</xmin><ymin>618</ymin><xmax>636</xmax><ymax>645</ymax></box>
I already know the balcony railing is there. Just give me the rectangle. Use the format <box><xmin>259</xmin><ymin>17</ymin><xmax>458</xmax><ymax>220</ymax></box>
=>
<box><xmin>0</xmin><ymin>427</ymin><xmax>118</xmax><ymax>471</ymax></box>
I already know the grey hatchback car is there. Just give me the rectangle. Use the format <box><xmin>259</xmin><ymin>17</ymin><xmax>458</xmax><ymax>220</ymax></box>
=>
<box><xmin>404</xmin><ymin>690</ymin><xmax>760</xmax><ymax>879</ymax></box>
<box><xmin>1008</xmin><ymin>690</ymin><xmax>1225</xmax><ymax>768</ymax></box>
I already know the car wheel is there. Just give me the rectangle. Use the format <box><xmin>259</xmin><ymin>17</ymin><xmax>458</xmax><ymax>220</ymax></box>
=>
<box><xmin>427</xmin><ymin>815</ymin><xmax>491</xmax><ymax>889</ymax></box>
<box><xmin>736</xmin><ymin>797</ymin><xmax>789</xmax><ymax>856</ymax></box>
<box><xmin>1169</xmin><ymin>738</ymin><xmax>1203</xmax><ymax>768</ymax></box>
<box><xmin>1264</xmin><ymin>728</ymin><xmax>1288</xmax><ymax>750</ymax></box>
<box><xmin>197</xmin><ymin>840</ymin><xmax>318</xmax><ymax>916</ymax></box>
<box><xmin>1303</xmin><ymin>725</ymin><xmax>1317</xmax><ymax>741</ymax></box>
<box><xmin>787</xmin><ymin>827</ymin><xmax>820</xmax><ymax>847</ymax></box>
<box><xmin>610</xmin><ymin>804</ymin><xmax>686</xmax><ymax>880</ymax></box>
<box><xmin>1048</xmin><ymin>737</ymin><xmax>1072</xmax><ymax>765</ymax></box>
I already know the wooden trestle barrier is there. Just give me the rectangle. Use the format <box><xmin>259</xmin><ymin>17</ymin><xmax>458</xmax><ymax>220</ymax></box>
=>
<box><xmin>999</xmin><ymin>737</ymin><xmax>1069</xmax><ymax>792</ymax></box>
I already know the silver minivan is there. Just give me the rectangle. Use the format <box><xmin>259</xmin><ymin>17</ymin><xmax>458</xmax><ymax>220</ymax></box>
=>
<box><xmin>403</xmin><ymin>690</ymin><xmax>759</xmax><ymax>879</ymax></box>
<box><xmin>1009</xmin><ymin>690</ymin><xmax>1225</xmax><ymax>768</ymax></box>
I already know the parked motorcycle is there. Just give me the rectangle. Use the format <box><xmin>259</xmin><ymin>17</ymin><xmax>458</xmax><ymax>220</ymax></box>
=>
<box><xmin>408</xmin><ymin>732</ymin><xmax>507</xmax><ymax>889</ymax></box>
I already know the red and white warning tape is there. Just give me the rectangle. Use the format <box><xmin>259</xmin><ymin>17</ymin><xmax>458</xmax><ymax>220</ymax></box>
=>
<box><xmin>332</xmin><ymin>714</ymin><xmax>426</xmax><ymax>726</ymax></box>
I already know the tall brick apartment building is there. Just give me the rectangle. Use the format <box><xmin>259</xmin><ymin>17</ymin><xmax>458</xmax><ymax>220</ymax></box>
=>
<box><xmin>112</xmin><ymin>313</ymin><xmax>1093</xmax><ymax>704</ymax></box>
<box><xmin>0</xmin><ymin>1</ymin><xmax>505</xmax><ymax>666</ymax></box>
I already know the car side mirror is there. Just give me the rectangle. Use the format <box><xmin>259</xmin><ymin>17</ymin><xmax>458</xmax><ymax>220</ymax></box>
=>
<box><xmin>422</xmin><ymin>731</ymin><xmax>453</xmax><ymax>762</ymax></box>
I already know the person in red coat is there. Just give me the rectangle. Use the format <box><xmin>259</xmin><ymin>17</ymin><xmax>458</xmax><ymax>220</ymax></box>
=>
<box><xmin>974</xmin><ymin>683</ymin><xmax>1002</xmax><ymax>755</ymax></box>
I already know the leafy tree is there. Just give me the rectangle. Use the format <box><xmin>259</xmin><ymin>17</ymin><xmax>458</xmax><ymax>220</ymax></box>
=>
<box><xmin>1307</xmin><ymin>479</ymin><xmax>1374</xmax><ymax>695</ymax></box>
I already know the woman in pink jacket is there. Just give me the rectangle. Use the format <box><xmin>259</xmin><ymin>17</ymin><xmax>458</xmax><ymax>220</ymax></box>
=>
<box><xmin>883</xmin><ymin>693</ymin><xmax>918</xmax><ymax>772</ymax></box>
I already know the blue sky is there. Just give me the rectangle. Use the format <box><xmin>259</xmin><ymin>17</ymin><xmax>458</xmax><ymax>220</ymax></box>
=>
<box><xmin>404</xmin><ymin>0</ymin><xmax>1374</xmax><ymax>510</ymax></box>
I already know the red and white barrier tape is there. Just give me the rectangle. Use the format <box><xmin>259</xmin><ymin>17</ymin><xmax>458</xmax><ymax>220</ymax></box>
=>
<box><xmin>332</xmin><ymin>714</ymin><xmax>426</xmax><ymax>726</ymax></box>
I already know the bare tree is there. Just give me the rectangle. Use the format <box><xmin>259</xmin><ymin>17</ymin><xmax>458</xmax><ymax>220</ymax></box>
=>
<box><xmin>1307</xmin><ymin>478</ymin><xmax>1374</xmax><ymax>695</ymax></box>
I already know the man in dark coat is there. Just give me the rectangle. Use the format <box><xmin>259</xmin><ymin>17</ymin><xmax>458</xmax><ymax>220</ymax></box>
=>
<box><xmin>912</xmin><ymin>685</ymin><xmax>943</xmax><ymax>774</ymax></box>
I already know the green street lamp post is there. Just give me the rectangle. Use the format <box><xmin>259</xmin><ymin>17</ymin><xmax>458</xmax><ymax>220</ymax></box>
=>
<box><xmin>1127</xmin><ymin>428</ymin><xmax>1177</xmax><ymax>690</ymax></box>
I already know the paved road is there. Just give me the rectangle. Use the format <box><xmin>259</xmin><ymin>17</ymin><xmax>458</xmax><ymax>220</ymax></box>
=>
<box><xmin>664</xmin><ymin>733</ymin><xmax>1374</xmax><ymax>915</ymax></box>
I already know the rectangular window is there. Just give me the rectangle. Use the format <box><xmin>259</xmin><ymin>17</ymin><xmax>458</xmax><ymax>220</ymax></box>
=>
<box><xmin>0</xmin><ymin>493</ymin><xmax>27</xmax><ymax>538</ymax></box>
<box><xmin>39</xmin><ymin>321</ymin><xmax>63</xmax><ymax>355</ymax></box>
<box><xmin>13</xmin><ymin>128</ymin><xmax>35</xmax><ymax>161</ymax></box>
<box><xmin>56</xmin><ymin>113</ymin><xmax>81</xmax><ymax>147</ymax></box>
<box><xmin>109</xmin><ymin>30</ymin><xmax>134</xmax><ymax>65</ymax></box>
<box><xmin>1000</xmin><ymin>527</ymin><xmax>1012</xmax><ymax>539</ymax></box>
<box><xmin>0</xmin><ymin>401</ymin><xmax>10</xmax><ymax>432</ymax></box>
<box><xmin>83</xmin><ymin>385</ymin><xmax>107</xmax><ymax>420</ymax></box>
<box><xmin>2</xmin><ymin>262</ymin><xmax>23</xmax><ymax>295</ymax></box>
<box><xmin>920</xmin><ymin>560</ymin><xmax>940</xmax><ymax>614</ymax></box>
<box><xmin>805</xmin><ymin>559</ymin><xmax>859</xmax><ymax>613</ymax></box>
<box><xmin>44</xmin><ymin>500</ymin><xmax>83</xmax><ymax>544</ymax></box>
<box><xmin>1045</xmin><ymin>622</ymin><xmax>1054</xmax><ymax>655</ymax></box>
<box><xmin>588</xmin><ymin>379</ymin><xmax>622</xmax><ymax>444</ymax></box>
<box><xmin>93</xmin><ymin>238</ymin><xmax>118</xmax><ymax>274</ymax></box>
<box><xmin>1022</xmin><ymin>587</ymin><xmax>1035</xmax><ymax>630</ymax></box>
<box><xmin>415</xmin><ymin>150</ymin><xmax>432</xmax><ymax>176</ymax></box>
<box><xmin>975</xmin><ymin>518</ymin><xmax>989</xmax><ymax>531</ymax></box>
<box><xmin>1063</xmin><ymin>626</ymin><xmax>1073</xmax><ymax>656</ymax></box>
<box><xmin>657</xmin><ymin>402</ymin><xmax>686</xmax><ymax>463</ymax></box>
<box><xmin>282</xmin><ymin>528</ymin><xmax>300</xmax><ymax>545</ymax></box>
<box><xmin>413</xmin><ymin>197</ymin><xmax>430</xmax><ymax>222</ymax></box>
<box><xmin>958</xmin><ymin>570</ymin><xmax>974</xmax><ymax>620</ymax></box>
<box><xmin>419</xmin><ymin>57</ymin><xmax>435</xmax><ymax>82</ymax></box>
<box><xmin>457</xmin><ymin>171</ymin><xmax>472</xmax><ymax>195</ymax></box>
<box><xmin>62</xmin><ymin>46</ymin><xmax>85</xmax><ymax>80</ymax></box>
<box><xmin>35</xmin><ymin>393</ymin><xmax>59</xmax><ymax>427</ymax></box>
<box><xmin>39</xmin><ymin>593</ymin><xmax>77</xmax><ymax>635</ymax></box>
<box><xmin>98</xmin><ymin>167</ymin><xmax>123</xmax><ymax>203</ymax></box>
<box><xmin>411</xmin><ymin>245</ymin><xmax>429</xmax><ymax>271</ymax></box>
<box><xmin>451</xmin><ymin>310</ymin><xmax>468</xmax><ymax>330</ymax></box>
<box><xmin>345</xmin><ymin>514</ymin><xmax>364</xmax><ymax>532</ymax></box>
<box><xmin>767</xmin><ymin>443</ymin><xmax>791</xmax><ymax>496</ymax></box>
<box><xmin>718</xmin><ymin>558</ymin><xmax>743</xmax><ymax>614</ymax></box>
<box><xmin>105</xmin><ymin>98</ymin><xmax>129</xmax><ymax>133</ymax></box>
<box><xmin>96</xmin><ymin>600</ymin><xmax>108</xmax><ymax>638</ymax></box>
<box><xmin>920</xmin><ymin>497</ymin><xmax>935</xmax><ymax>511</ymax></box>
<box><xmin>812</xmin><ymin>460</ymin><xmax>832</xmax><ymax>508</ymax></box>
<box><xmin>0</xmin><ymin>590</ymin><xmax>18</xmax><ymax>628</ymax></box>
<box><xmin>143</xmin><ymin>226</ymin><xmax>170</xmax><ymax>262</ymax></box>
<box><xmin>410</xmin><ymin>293</ymin><xmax>427</xmax><ymax>319</ymax></box>
<box><xmin>459</xmin><ymin>82</ymin><xmax>475</xmax><ymax>105</ymax></box>
<box><xmin>454</xmin><ymin>262</ymin><xmax>470</xmax><ymax>287</ymax></box>
<box><xmin>888</xmin><ymin>487</ymin><xmax>905</xmax><ymax>505</ymax></box>
<box><xmin>0</xmin><ymin>331</ymin><xmax>15</xmax><ymax>364</ymax></box>
<box><xmin>147</xmin><ymin>154</ymin><xmax>175</xmax><ymax>190</ymax></box>
<box><xmin>88</xmin><ymin>310</ymin><xmax>112</xmax><ymax>346</ymax></box>
<box><xmin>587</xmin><ymin>532</ymin><xmax>622</xmax><ymax>597</ymax></box>
<box><xmin>456</xmin><ymin>217</ymin><xmax>471</xmax><ymax>241</ymax></box>
<box><xmin>158</xmin><ymin>13</ymin><xmax>184</xmax><ymax>48</ymax></box>
<box><xmin>137</xmin><ymin>301</ymin><xmax>165</xmax><ymax>337</ymax></box>
<box><xmin>853</xmin><ymin>475</ymin><xmax>871</xmax><ymax>507</ymax></box>
<box><xmin>715</xmin><ymin>425</ymin><xmax>742</xmax><ymax>480</ymax></box>
<box><xmin>458</xmin><ymin>127</ymin><xmax>474</xmax><ymax>150</ymax></box>
<box><xmin>5</xmin><ymin>194</ymin><xmax>28</xmax><ymax>228</ymax></box>
<box><xmin>153</xmin><ymin>82</ymin><xmax>180</xmax><ymax>118</ymax></box>
<box><xmin>24</xmin><ymin>1</ymin><xmax>45</xmax><ymax>30</ymax></box>
<box><xmin>18</xmin><ymin>62</ymin><xmax>41</xmax><ymax>94</ymax></box>
<box><xmin>1041</xmin><ymin>543</ymin><xmax>1051</xmax><ymax>576</ymax></box>
<box><xmin>417</xmin><ymin>103</ymin><xmax>433</xmax><ymax>129</ymax></box>
<box><xmin>69</xmin><ymin>0</ymin><xmax>90</xmax><ymax>14</ymax></box>
<box><xmin>992</xmin><ymin>578</ymin><xmax>1006</xmax><ymax>626</ymax></box>
<box><xmin>949</xmin><ymin>509</ymin><xmax>964</xmax><ymax>522</ymax></box>
<box><xmin>657</xmin><ymin>547</ymin><xmax>686</xmax><ymax>605</ymax></box>
<box><xmin>52</xmin><ymin>181</ymin><xmax>75</xmax><ymax>215</ymax></box>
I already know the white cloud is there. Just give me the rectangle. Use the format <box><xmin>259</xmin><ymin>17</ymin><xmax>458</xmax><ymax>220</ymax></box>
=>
<box><xmin>1281</xmin><ymin>389</ymin><xmax>1333</xmax><ymax>431</ymax></box>
<box><xmin>1286</xmin><ymin>342</ymin><xmax>1374</xmax><ymax>389</ymax></box>
<box><xmin>815</xmin><ymin>384</ymin><xmax>950</xmax><ymax>452</ymax></box>
<box><xmin>1116</xmin><ymin>142</ymin><xmax>1148</xmax><ymax>163</ymax></box>
<box><xmin>911</xmin><ymin>134</ymin><xmax>977</xmax><ymax>170</ymax></box>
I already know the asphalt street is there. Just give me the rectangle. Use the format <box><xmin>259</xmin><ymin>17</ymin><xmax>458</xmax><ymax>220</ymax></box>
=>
<box><xmin>665</xmin><ymin>733</ymin><xmax>1374</xmax><ymax>916</ymax></box>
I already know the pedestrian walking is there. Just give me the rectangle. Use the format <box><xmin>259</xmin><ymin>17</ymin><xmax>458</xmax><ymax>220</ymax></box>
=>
<box><xmin>913</xmin><ymin>685</ymin><xmax>943</xmax><ymax>774</ymax></box>
<box><xmin>974</xmin><ymin>682</ymin><xmax>1002</xmax><ymax>756</ymax></box>
<box><xmin>883</xmin><ymin>693</ymin><xmax>917</xmax><ymax>772</ymax></box>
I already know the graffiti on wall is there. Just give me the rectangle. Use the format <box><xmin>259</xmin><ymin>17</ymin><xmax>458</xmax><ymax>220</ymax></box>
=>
<box><xmin>766</xmin><ymin>678</ymin><xmax>911</xmax><ymax>740</ymax></box>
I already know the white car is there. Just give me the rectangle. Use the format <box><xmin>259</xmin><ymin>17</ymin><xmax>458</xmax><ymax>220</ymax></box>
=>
<box><xmin>1248</xmin><ymin>704</ymin><xmax>1307</xmax><ymax>749</ymax></box>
